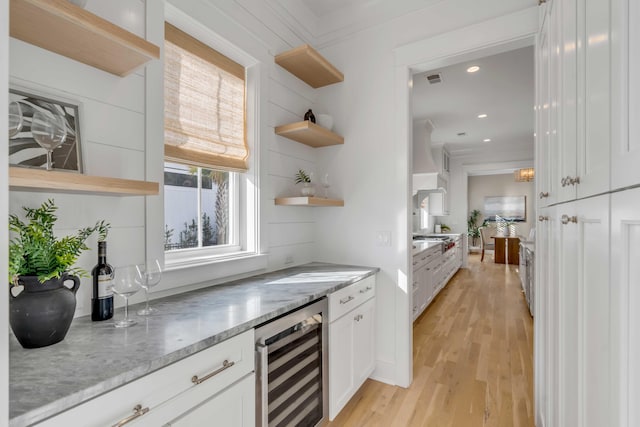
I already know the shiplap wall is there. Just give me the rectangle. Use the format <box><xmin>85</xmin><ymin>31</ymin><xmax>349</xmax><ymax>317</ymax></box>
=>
<box><xmin>9</xmin><ymin>0</ymin><xmax>148</xmax><ymax>317</ymax></box>
<box><xmin>8</xmin><ymin>0</ymin><xmax>327</xmax><ymax>317</ymax></box>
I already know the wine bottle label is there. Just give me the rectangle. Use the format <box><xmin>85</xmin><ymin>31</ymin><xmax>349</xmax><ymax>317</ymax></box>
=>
<box><xmin>97</xmin><ymin>274</ymin><xmax>113</xmax><ymax>298</ymax></box>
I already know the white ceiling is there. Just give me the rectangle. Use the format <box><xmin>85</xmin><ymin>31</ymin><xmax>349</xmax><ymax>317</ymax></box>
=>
<box><xmin>269</xmin><ymin>0</ymin><xmax>443</xmax><ymax>45</ymax></box>
<box><xmin>412</xmin><ymin>46</ymin><xmax>535</xmax><ymax>157</ymax></box>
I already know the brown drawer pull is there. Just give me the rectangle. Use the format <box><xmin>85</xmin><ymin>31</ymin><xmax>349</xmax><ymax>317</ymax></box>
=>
<box><xmin>191</xmin><ymin>359</ymin><xmax>235</xmax><ymax>385</ymax></box>
<box><xmin>112</xmin><ymin>404</ymin><xmax>149</xmax><ymax>427</ymax></box>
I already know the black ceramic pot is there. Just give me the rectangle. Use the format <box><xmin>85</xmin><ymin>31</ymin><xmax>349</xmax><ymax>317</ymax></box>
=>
<box><xmin>9</xmin><ymin>274</ymin><xmax>80</xmax><ymax>348</ymax></box>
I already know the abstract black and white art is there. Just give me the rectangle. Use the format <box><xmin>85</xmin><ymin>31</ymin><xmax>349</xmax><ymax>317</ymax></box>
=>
<box><xmin>8</xmin><ymin>88</ymin><xmax>83</xmax><ymax>172</ymax></box>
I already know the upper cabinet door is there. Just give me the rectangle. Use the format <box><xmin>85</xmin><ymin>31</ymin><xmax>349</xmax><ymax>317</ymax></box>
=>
<box><xmin>558</xmin><ymin>0</ymin><xmax>579</xmax><ymax>203</ymax></box>
<box><xmin>536</xmin><ymin>12</ymin><xmax>553</xmax><ymax>208</ymax></box>
<box><xmin>576</xmin><ymin>0</ymin><xmax>611</xmax><ymax>198</ymax></box>
<box><xmin>611</xmin><ymin>0</ymin><xmax>640</xmax><ymax>190</ymax></box>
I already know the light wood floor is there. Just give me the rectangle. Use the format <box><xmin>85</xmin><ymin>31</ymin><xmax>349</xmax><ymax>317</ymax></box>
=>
<box><xmin>324</xmin><ymin>254</ymin><xmax>534</xmax><ymax>427</ymax></box>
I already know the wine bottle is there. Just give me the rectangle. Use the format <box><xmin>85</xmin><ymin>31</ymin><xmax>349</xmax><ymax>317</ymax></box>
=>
<box><xmin>91</xmin><ymin>241</ymin><xmax>114</xmax><ymax>321</ymax></box>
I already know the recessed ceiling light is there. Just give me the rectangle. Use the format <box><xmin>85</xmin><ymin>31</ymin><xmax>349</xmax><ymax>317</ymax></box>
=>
<box><xmin>467</xmin><ymin>66</ymin><xmax>480</xmax><ymax>73</ymax></box>
<box><xmin>483</xmin><ymin>138</ymin><xmax>491</xmax><ymax>142</ymax></box>
<box><xmin>477</xmin><ymin>113</ymin><xmax>488</xmax><ymax>119</ymax></box>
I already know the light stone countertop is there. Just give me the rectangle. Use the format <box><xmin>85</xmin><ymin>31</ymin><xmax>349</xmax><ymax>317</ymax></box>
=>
<box><xmin>412</xmin><ymin>240</ymin><xmax>442</xmax><ymax>256</ymax></box>
<box><xmin>9</xmin><ymin>262</ymin><xmax>379</xmax><ymax>427</ymax></box>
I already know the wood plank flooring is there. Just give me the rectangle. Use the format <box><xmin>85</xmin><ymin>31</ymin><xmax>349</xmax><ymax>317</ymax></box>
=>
<box><xmin>324</xmin><ymin>254</ymin><xmax>534</xmax><ymax>427</ymax></box>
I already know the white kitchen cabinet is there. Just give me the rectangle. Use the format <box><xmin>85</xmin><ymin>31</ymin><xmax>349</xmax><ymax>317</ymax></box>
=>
<box><xmin>36</xmin><ymin>330</ymin><xmax>255</xmax><ymax>427</ymax></box>
<box><xmin>161</xmin><ymin>374</ymin><xmax>254</xmax><ymax>426</ymax></box>
<box><xmin>536</xmin><ymin>5</ymin><xmax>553</xmax><ymax>208</ymax></box>
<box><xmin>328</xmin><ymin>277</ymin><xmax>376</xmax><ymax>420</ymax></box>
<box><xmin>535</xmin><ymin>207</ymin><xmax>557</xmax><ymax>427</ymax></box>
<box><xmin>576</xmin><ymin>0</ymin><xmax>611</xmax><ymax>198</ymax></box>
<box><xmin>611</xmin><ymin>0</ymin><xmax>640</xmax><ymax>190</ymax></box>
<box><xmin>536</xmin><ymin>196</ymin><xmax>610</xmax><ymax>427</ymax></box>
<box><xmin>610</xmin><ymin>187</ymin><xmax>640</xmax><ymax>427</ymax></box>
<box><xmin>539</xmin><ymin>0</ymin><xmax>613</xmax><ymax>203</ymax></box>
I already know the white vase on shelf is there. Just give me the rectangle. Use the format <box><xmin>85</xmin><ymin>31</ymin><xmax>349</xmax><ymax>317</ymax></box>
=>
<box><xmin>300</xmin><ymin>182</ymin><xmax>315</xmax><ymax>197</ymax></box>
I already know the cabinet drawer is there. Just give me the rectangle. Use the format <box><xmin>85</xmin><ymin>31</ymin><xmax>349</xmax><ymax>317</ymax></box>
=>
<box><xmin>328</xmin><ymin>275</ymin><xmax>375</xmax><ymax>322</ymax></box>
<box><xmin>412</xmin><ymin>247</ymin><xmax>440</xmax><ymax>269</ymax></box>
<box><xmin>37</xmin><ymin>329</ymin><xmax>255</xmax><ymax>427</ymax></box>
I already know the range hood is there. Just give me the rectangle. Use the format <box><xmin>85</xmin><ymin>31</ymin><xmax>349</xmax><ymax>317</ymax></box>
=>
<box><xmin>413</xmin><ymin>119</ymin><xmax>438</xmax><ymax>174</ymax></box>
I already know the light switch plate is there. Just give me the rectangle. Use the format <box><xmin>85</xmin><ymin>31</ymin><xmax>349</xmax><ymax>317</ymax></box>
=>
<box><xmin>376</xmin><ymin>231</ymin><xmax>391</xmax><ymax>247</ymax></box>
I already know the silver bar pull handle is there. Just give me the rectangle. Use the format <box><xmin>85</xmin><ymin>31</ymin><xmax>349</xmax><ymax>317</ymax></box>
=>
<box><xmin>112</xmin><ymin>404</ymin><xmax>149</xmax><ymax>427</ymax></box>
<box><xmin>340</xmin><ymin>295</ymin><xmax>355</xmax><ymax>304</ymax></box>
<box><xmin>256</xmin><ymin>344</ymin><xmax>269</xmax><ymax>427</ymax></box>
<box><xmin>191</xmin><ymin>359</ymin><xmax>235</xmax><ymax>385</ymax></box>
<box><xmin>359</xmin><ymin>286</ymin><xmax>373</xmax><ymax>294</ymax></box>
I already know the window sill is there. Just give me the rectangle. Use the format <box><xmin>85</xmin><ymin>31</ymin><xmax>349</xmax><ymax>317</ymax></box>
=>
<box><xmin>156</xmin><ymin>252</ymin><xmax>268</xmax><ymax>294</ymax></box>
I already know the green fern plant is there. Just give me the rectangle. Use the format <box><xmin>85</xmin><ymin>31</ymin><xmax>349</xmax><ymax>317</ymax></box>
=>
<box><xmin>294</xmin><ymin>169</ymin><xmax>311</xmax><ymax>184</ymax></box>
<box><xmin>9</xmin><ymin>199</ymin><xmax>110</xmax><ymax>285</ymax></box>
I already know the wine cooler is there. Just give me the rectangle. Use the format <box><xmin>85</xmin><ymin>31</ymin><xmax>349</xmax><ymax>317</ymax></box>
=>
<box><xmin>255</xmin><ymin>298</ymin><xmax>328</xmax><ymax>427</ymax></box>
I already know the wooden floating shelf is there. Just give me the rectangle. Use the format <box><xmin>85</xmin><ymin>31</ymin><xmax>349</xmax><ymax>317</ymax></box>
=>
<box><xmin>10</xmin><ymin>0</ymin><xmax>160</xmax><ymax>77</ymax></box>
<box><xmin>275</xmin><ymin>44</ymin><xmax>344</xmax><ymax>88</ymax></box>
<box><xmin>9</xmin><ymin>167</ymin><xmax>159</xmax><ymax>196</ymax></box>
<box><xmin>275</xmin><ymin>121</ymin><xmax>343</xmax><ymax>148</ymax></box>
<box><xmin>275</xmin><ymin>197</ymin><xmax>344</xmax><ymax>207</ymax></box>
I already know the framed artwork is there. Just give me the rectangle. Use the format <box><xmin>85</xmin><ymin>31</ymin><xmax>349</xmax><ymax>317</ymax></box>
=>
<box><xmin>8</xmin><ymin>88</ymin><xmax>83</xmax><ymax>172</ymax></box>
<box><xmin>484</xmin><ymin>195</ymin><xmax>526</xmax><ymax>222</ymax></box>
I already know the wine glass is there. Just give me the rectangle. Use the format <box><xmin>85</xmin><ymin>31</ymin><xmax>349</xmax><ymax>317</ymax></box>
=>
<box><xmin>8</xmin><ymin>101</ymin><xmax>23</xmax><ymax>138</ymax></box>
<box><xmin>112</xmin><ymin>265</ymin><xmax>142</xmax><ymax>328</ymax></box>
<box><xmin>31</xmin><ymin>110</ymin><xmax>67</xmax><ymax>170</ymax></box>
<box><xmin>321</xmin><ymin>173</ymin><xmax>331</xmax><ymax>198</ymax></box>
<box><xmin>136</xmin><ymin>259</ymin><xmax>162</xmax><ymax>316</ymax></box>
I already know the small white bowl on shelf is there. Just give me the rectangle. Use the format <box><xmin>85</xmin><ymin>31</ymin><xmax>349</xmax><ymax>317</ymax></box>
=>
<box><xmin>316</xmin><ymin>114</ymin><xmax>333</xmax><ymax>130</ymax></box>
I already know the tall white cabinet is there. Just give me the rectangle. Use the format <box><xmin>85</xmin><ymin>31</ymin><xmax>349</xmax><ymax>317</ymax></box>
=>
<box><xmin>535</xmin><ymin>1</ymin><xmax>638</xmax><ymax>426</ymax></box>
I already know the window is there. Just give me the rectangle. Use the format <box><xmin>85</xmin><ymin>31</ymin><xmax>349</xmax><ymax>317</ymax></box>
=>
<box><xmin>420</xmin><ymin>196</ymin><xmax>430</xmax><ymax>230</ymax></box>
<box><xmin>163</xmin><ymin>22</ymin><xmax>248</xmax><ymax>261</ymax></box>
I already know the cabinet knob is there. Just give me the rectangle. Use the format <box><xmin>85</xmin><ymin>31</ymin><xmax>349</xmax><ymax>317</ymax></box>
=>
<box><xmin>561</xmin><ymin>214</ymin><xmax>578</xmax><ymax>225</ymax></box>
<box><xmin>538</xmin><ymin>215</ymin><xmax>549</xmax><ymax>222</ymax></box>
<box><xmin>539</xmin><ymin>191</ymin><xmax>549</xmax><ymax>199</ymax></box>
<box><xmin>538</xmin><ymin>0</ymin><xmax>546</xmax><ymax>4</ymax></box>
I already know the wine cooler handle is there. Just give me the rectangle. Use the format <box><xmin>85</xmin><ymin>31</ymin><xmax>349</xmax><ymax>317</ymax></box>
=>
<box><xmin>112</xmin><ymin>404</ymin><xmax>149</xmax><ymax>427</ymax></box>
<box><xmin>257</xmin><ymin>343</ymin><xmax>269</xmax><ymax>427</ymax></box>
<box><xmin>191</xmin><ymin>359</ymin><xmax>235</xmax><ymax>385</ymax></box>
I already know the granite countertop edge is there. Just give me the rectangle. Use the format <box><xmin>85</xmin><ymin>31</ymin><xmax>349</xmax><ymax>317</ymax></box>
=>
<box><xmin>10</xmin><ymin>263</ymin><xmax>379</xmax><ymax>427</ymax></box>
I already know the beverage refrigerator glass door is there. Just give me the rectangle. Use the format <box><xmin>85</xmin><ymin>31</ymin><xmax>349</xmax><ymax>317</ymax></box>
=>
<box><xmin>255</xmin><ymin>298</ymin><xmax>328</xmax><ymax>427</ymax></box>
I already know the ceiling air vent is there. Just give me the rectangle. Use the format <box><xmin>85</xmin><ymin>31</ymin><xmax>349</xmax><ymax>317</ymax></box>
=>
<box><xmin>426</xmin><ymin>72</ymin><xmax>442</xmax><ymax>84</ymax></box>
<box><xmin>457</xmin><ymin>132</ymin><xmax>466</xmax><ymax>136</ymax></box>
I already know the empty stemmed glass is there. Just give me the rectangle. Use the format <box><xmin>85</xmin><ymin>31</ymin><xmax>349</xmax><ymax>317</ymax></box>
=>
<box><xmin>136</xmin><ymin>259</ymin><xmax>162</xmax><ymax>316</ymax></box>
<box><xmin>112</xmin><ymin>265</ymin><xmax>142</xmax><ymax>328</ymax></box>
<box><xmin>321</xmin><ymin>173</ymin><xmax>331</xmax><ymax>198</ymax></box>
<box><xmin>31</xmin><ymin>110</ymin><xmax>67</xmax><ymax>170</ymax></box>
<box><xmin>8</xmin><ymin>101</ymin><xmax>23</xmax><ymax>138</ymax></box>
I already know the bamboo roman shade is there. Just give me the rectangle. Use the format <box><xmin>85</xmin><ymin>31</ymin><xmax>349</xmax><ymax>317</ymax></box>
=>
<box><xmin>164</xmin><ymin>23</ymin><xmax>248</xmax><ymax>172</ymax></box>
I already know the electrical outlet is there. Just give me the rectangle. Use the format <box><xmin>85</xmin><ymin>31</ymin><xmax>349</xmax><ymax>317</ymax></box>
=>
<box><xmin>376</xmin><ymin>231</ymin><xmax>391</xmax><ymax>247</ymax></box>
<box><xmin>285</xmin><ymin>255</ymin><xmax>294</xmax><ymax>264</ymax></box>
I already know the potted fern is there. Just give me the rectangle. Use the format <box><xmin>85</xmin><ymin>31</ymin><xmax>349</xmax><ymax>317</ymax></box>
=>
<box><xmin>9</xmin><ymin>199</ymin><xmax>110</xmax><ymax>348</ymax></box>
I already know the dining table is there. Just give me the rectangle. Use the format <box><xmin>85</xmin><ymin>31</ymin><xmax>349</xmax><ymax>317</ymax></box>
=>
<box><xmin>491</xmin><ymin>236</ymin><xmax>520</xmax><ymax>265</ymax></box>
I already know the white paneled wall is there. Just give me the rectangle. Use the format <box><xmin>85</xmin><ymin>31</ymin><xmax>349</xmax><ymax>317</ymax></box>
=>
<box><xmin>8</xmin><ymin>0</ymin><xmax>148</xmax><ymax>317</ymax></box>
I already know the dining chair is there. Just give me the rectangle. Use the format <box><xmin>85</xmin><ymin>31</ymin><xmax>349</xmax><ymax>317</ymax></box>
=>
<box><xmin>479</xmin><ymin>226</ymin><xmax>496</xmax><ymax>262</ymax></box>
